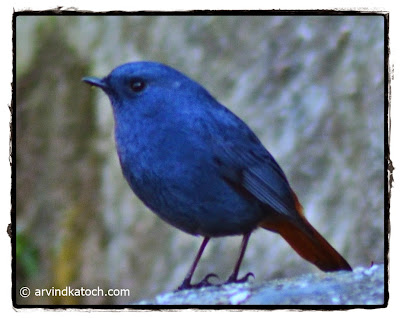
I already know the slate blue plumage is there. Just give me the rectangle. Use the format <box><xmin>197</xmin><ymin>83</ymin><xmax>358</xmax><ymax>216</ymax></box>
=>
<box><xmin>83</xmin><ymin>61</ymin><xmax>351</xmax><ymax>289</ymax></box>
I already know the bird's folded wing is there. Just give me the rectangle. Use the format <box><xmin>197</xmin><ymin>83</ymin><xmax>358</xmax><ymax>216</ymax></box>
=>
<box><xmin>213</xmin><ymin>133</ymin><xmax>298</xmax><ymax>218</ymax></box>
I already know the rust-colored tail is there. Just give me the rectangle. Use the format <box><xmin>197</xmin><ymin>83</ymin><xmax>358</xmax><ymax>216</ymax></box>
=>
<box><xmin>260</xmin><ymin>214</ymin><xmax>352</xmax><ymax>272</ymax></box>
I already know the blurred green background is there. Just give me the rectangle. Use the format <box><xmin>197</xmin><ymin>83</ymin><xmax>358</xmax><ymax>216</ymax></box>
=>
<box><xmin>15</xmin><ymin>15</ymin><xmax>385</xmax><ymax>305</ymax></box>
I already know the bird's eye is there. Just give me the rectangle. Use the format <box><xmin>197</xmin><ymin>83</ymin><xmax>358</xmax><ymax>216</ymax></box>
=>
<box><xmin>129</xmin><ymin>78</ymin><xmax>146</xmax><ymax>93</ymax></box>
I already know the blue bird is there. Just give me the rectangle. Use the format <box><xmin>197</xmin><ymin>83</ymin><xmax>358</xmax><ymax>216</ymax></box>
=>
<box><xmin>83</xmin><ymin>62</ymin><xmax>351</xmax><ymax>290</ymax></box>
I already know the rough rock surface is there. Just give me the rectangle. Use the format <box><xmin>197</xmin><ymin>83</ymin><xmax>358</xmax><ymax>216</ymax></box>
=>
<box><xmin>136</xmin><ymin>264</ymin><xmax>385</xmax><ymax>306</ymax></box>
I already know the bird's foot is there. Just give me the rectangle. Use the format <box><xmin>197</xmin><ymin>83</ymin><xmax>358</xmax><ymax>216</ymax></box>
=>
<box><xmin>176</xmin><ymin>273</ymin><xmax>220</xmax><ymax>291</ymax></box>
<box><xmin>225</xmin><ymin>272</ymin><xmax>255</xmax><ymax>285</ymax></box>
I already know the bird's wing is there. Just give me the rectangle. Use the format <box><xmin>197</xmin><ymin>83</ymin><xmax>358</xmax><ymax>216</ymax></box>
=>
<box><xmin>207</xmin><ymin>110</ymin><xmax>299</xmax><ymax>218</ymax></box>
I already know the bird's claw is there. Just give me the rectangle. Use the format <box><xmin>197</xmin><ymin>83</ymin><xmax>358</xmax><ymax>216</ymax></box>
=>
<box><xmin>225</xmin><ymin>272</ymin><xmax>255</xmax><ymax>285</ymax></box>
<box><xmin>176</xmin><ymin>271</ymin><xmax>255</xmax><ymax>291</ymax></box>
<box><xmin>200</xmin><ymin>273</ymin><xmax>219</xmax><ymax>285</ymax></box>
<box><xmin>176</xmin><ymin>273</ymin><xmax>220</xmax><ymax>291</ymax></box>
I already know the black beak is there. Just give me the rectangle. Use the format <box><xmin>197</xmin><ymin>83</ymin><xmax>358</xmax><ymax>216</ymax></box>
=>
<box><xmin>82</xmin><ymin>76</ymin><xmax>108</xmax><ymax>90</ymax></box>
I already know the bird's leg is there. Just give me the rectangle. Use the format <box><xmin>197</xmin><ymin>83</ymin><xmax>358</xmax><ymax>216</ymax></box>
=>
<box><xmin>176</xmin><ymin>237</ymin><xmax>219</xmax><ymax>290</ymax></box>
<box><xmin>225</xmin><ymin>232</ymin><xmax>255</xmax><ymax>284</ymax></box>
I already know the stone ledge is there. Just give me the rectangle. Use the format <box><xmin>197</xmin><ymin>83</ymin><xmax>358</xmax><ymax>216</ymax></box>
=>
<box><xmin>136</xmin><ymin>264</ymin><xmax>385</xmax><ymax>306</ymax></box>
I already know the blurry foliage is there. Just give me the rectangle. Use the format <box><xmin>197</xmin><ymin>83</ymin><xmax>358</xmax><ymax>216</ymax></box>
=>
<box><xmin>16</xmin><ymin>231</ymin><xmax>39</xmax><ymax>280</ymax></box>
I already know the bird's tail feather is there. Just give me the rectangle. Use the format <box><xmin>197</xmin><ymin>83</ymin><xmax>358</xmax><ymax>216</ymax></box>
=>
<box><xmin>260</xmin><ymin>213</ymin><xmax>352</xmax><ymax>272</ymax></box>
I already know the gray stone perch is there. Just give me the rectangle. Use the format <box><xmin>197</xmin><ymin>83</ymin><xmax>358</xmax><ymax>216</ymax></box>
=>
<box><xmin>136</xmin><ymin>264</ymin><xmax>385</xmax><ymax>306</ymax></box>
